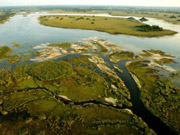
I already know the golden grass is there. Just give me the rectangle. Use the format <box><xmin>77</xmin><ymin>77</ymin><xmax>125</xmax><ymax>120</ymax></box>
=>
<box><xmin>39</xmin><ymin>15</ymin><xmax>176</xmax><ymax>37</ymax></box>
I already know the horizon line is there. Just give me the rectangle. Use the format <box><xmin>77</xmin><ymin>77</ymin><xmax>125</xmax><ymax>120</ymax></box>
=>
<box><xmin>0</xmin><ymin>5</ymin><xmax>180</xmax><ymax>8</ymax></box>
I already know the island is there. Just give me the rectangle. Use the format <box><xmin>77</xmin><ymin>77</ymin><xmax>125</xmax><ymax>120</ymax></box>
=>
<box><xmin>38</xmin><ymin>15</ymin><xmax>177</xmax><ymax>37</ymax></box>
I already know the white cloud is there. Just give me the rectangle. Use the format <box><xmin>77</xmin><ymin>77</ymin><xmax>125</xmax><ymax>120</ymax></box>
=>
<box><xmin>0</xmin><ymin>0</ymin><xmax>180</xmax><ymax>7</ymax></box>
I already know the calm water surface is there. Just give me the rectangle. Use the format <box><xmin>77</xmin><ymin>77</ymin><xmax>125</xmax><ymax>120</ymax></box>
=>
<box><xmin>0</xmin><ymin>12</ymin><xmax>180</xmax><ymax>86</ymax></box>
<box><xmin>0</xmin><ymin>12</ymin><xmax>180</xmax><ymax>56</ymax></box>
<box><xmin>1</xmin><ymin>12</ymin><xmax>180</xmax><ymax>134</ymax></box>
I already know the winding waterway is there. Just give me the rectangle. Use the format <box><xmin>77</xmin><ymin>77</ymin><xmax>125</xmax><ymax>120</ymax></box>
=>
<box><xmin>116</xmin><ymin>61</ymin><xmax>176</xmax><ymax>135</ymax></box>
<box><xmin>0</xmin><ymin>50</ymin><xmax>177</xmax><ymax>134</ymax></box>
<box><xmin>0</xmin><ymin>12</ymin><xmax>180</xmax><ymax>134</ymax></box>
<box><xmin>97</xmin><ymin>51</ymin><xmax>177</xmax><ymax>135</ymax></box>
<box><xmin>57</xmin><ymin>47</ymin><xmax>178</xmax><ymax>134</ymax></box>
<box><xmin>0</xmin><ymin>12</ymin><xmax>180</xmax><ymax>86</ymax></box>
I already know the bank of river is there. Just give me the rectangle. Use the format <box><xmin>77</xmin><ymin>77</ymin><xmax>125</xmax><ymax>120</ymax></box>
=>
<box><xmin>95</xmin><ymin>51</ymin><xmax>177</xmax><ymax>135</ymax></box>
<box><xmin>0</xmin><ymin>12</ymin><xmax>180</xmax><ymax>57</ymax></box>
<box><xmin>0</xmin><ymin>12</ymin><xmax>180</xmax><ymax>134</ymax></box>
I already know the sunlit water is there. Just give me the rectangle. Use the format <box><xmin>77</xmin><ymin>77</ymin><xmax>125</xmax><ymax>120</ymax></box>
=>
<box><xmin>0</xmin><ymin>12</ymin><xmax>180</xmax><ymax>86</ymax></box>
<box><xmin>0</xmin><ymin>12</ymin><xmax>180</xmax><ymax>56</ymax></box>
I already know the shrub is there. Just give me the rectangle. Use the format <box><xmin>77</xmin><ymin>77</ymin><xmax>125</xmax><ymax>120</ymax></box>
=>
<box><xmin>139</xmin><ymin>17</ymin><xmax>148</xmax><ymax>22</ymax></box>
<box><xmin>128</xmin><ymin>17</ymin><xmax>135</xmax><ymax>20</ymax></box>
<box><xmin>169</xmin><ymin>15</ymin><xmax>176</xmax><ymax>18</ymax></box>
<box><xmin>136</xmin><ymin>25</ymin><xmax>163</xmax><ymax>32</ymax></box>
<box><xmin>75</xmin><ymin>17</ymin><xmax>84</xmax><ymax>21</ymax></box>
<box><xmin>28</xmin><ymin>61</ymin><xmax>73</xmax><ymax>81</ymax></box>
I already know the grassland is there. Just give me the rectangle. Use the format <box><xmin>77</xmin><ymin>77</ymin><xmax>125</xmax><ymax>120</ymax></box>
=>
<box><xmin>127</xmin><ymin>60</ymin><xmax>180</xmax><ymax>133</ymax></box>
<box><xmin>47</xmin><ymin>8</ymin><xmax>180</xmax><ymax>25</ymax></box>
<box><xmin>140</xmin><ymin>49</ymin><xmax>173</xmax><ymax>58</ymax></box>
<box><xmin>0</xmin><ymin>103</ymin><xmax>155</xmax><ymax>135</ymax></box>
<box><xmin>0</xmin><ymin>54</ymin><xmax>156</xmax><ymax>134</ymax></box>
<box><xmin>110</xmin><ymin>11</ymin><xmax>180</xmax><ymax>25</ymax></box>
<box><xmin>0</xmin><ymin>39</ymin><xmax>178</xmax><ymax>134</ymax></box>
<box><xmin>39</xmin><ymin>15</ymin><xmax>176</xmax><ymax>37</ymax></box>
<box><xmin>109</xmin><ymin>51</ymin><xmax>136</xmax><ymax>63</ymax></box>
<box><xmin>49</xmin><ymin>42</ymin><xmax>72</xmax><ymax>48</ymax></box>
<box><xmin>154</xmin><ymin>58</ymin><xmax>175</xmax><ymax>65</ymax></box>
<box><xmin>92</xmin><ymin>41</ymin><xmax>108</xmax><ymax>53</ymax></box>
<box><xmin>28</xmin><ymin>61</ymin><xmax>73</xmax><ymax>81</ymax></box>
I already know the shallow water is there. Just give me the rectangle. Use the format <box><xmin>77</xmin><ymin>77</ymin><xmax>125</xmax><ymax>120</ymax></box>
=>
<box><xmin>0</xmin><ymin>12</ymin><xmax>180</xmax><ymax>57</ymax></box>
<box><xmin>0</xmin><ymin>12</ymin><xmax>179</xmax><ymax>134</ymax></box>
<box><xmin>0</xmin><ymin>12</ymin><xmax>180</xmax><ymax>85</ymax></box>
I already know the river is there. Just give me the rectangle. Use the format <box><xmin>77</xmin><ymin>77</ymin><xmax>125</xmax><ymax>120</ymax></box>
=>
<box><xmin>1</xmin><ymin>12</ymin><xmax>180</xmax><ymax>87</ymax></box>
<box><xmin>0</xmin><ymin>12</ymin><xmax>180</xmax><ymax>134</ymax></box>
<box><xmin>0</xmin><ymin>12</ymin><xmax>180</xmax><ymax>57</ymax></box>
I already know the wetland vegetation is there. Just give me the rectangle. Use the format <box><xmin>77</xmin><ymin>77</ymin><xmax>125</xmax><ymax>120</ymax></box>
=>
<box><xmin>0</xmin><ymin>37</ymin><xmax>179</xmax><ymax>134</ymax></box>
<box><xmin>139</xmin><ymin>17</ymin><xmax>148</xmax><ymax>22</ymax></box>
<box><xmin>127</xmin><ymin>60</ymin><xmax>180</xmax><ymax>133</ymax></box>
<box><xmin>0</xmin><ymin>39</ymin><xmax>158</xmax><ymax>134</ymax></box>
<box><xmin>0</xmin><ymin>5</ymin><xmax>180</xmax><ymax>135</ymax></box>
<box><xmin>0</xmin><ymin>11</ymin><xmax>15</xmax><ymax>24</ymax></box>
<box><xmin>0</xmin><ymin>46</ymin><xmax>12</xmax><ymax>59</ymax></box>
<box><xmin>135</xmin><ymin>25</ymin><xmax>163</xmax><ymax>32</ymax></box>
<box><xmin>109</xmin><ymin>51</ymin><xmax>136</xmax><ymax>63</ymax></box>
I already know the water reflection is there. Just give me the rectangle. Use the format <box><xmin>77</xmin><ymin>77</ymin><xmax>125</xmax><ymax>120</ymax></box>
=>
<box><xmin>0</xmin><ymin>12</ymin><xmax>180</xmax><ymax>86</ymax></box>
<box><xmin>0</xmin><ymin>12</ymin><xmax>180</xmax><ymax>57</ymax></box>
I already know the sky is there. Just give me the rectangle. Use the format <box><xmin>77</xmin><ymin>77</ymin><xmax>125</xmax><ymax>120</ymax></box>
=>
<box><xmin>0</xmin><ymin>0</ymin><xmax>180</xmax><ymax>7</ymax></box>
